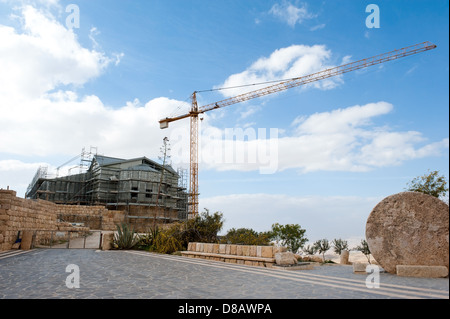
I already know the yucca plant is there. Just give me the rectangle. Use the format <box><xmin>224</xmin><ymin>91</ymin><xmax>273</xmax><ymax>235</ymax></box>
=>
<box><xmin>113</xmin><ymin>223</ymin><xmax>140</xmax><ymax>250</ymax></box>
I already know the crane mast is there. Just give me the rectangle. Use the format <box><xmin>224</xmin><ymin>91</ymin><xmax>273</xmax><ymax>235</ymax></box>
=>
<box><xmin>159</xmin><ymin>41</ymin><xmax>436</xmax><ymax>217</ymax></box>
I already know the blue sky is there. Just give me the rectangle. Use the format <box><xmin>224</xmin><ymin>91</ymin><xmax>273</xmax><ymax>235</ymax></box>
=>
<box><xmin>0</xmin><ymin>0</ymin><xmax>448</xmax><ymax>245</ymax></box>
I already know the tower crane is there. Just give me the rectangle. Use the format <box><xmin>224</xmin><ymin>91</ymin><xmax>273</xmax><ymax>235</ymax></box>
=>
<box><xmin>159</xmin><ymin>41</ymin><xmax>436</xmax><ymax>217</ymax></box>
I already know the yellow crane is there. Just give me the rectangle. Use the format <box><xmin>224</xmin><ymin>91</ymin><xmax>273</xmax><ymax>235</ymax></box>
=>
<box><xmin>159</xmin><ymin>41</ymin><xmax>436</xmax><ymax>217</ymax></box>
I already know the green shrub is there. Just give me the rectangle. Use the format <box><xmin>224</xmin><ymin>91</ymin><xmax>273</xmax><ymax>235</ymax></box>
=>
<box><xmin>155</xmin><ymin>231</ymin><xmax>182</xmax><ymax>254</ymax></box>
<box><xmin>220</xmin><ymin>228</ymin><xmax>271</xmax><ymax>245</ymax></box>
<box><xmin>137</xmin><ymin>226</ymin><xmax>160</xmax><ymax>251</ymax></box>
<box><xmin>178</xmin><ymin>209</ymin><xmax>224</xmax><ymax>247</ymax></box>
<box><xmin>113</xmin><ymin>223</ymin><xmax>141</xmax><ymax>250</ymax></box>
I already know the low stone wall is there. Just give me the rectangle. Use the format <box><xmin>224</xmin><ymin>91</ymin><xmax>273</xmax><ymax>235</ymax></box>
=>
<box><xmin>55</xmin><ymin>205</ymin><xmax>125</xmax><ymax>231</ymax></box>
<box><xmin>0</xmin><ymin>189</ymin><xmax>126</xmax><ymax>250</ymax></box>
<box><xmin>181</xmin><ymin>242</ymin><xmax>287</xmax><ymax>267</ymax></box>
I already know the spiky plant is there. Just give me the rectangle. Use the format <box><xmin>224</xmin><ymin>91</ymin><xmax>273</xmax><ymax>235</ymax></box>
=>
<box><xmin>113</xmin><ymin>223</ymin><xmax>140</xmax><ymax>250</ymax></box>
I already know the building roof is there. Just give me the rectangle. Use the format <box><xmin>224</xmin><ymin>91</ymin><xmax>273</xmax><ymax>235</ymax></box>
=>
<box><xmin>92</xmin><ymin>155</ymin><xmax>125</xmax><ymax>167</ymax></box>
<box><xmin>91</xmin><ymin>155</ymin><xmax>178</xmax><ymax>175</ymax></box>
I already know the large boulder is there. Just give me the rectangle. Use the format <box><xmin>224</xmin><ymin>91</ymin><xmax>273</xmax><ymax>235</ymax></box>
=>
<box><xmin>366</xmin><ymin>192</ymin><xmax>449</xmax><ymax>274</ymax></box>
<box><xmin>275</xmin><ymin>252</ymin><xmax>297</xmax><ymax>265</ymax></box>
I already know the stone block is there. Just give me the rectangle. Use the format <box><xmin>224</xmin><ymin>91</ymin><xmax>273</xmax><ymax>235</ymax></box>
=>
<box><xmin>396</xmin><ymin>265</ymin><xmax>449</xmax><ymax>278</ymax></box>
<box><xmin>353</xmin><ymin>262</ymin><xmax>369</xmax><ymax>274</ymax></box>
<box><xmin>274</xmin><ymin>246</ymin><xmax>287</xmax><ymax>254</ymax></box>
<box><xmin>242</xmin><ymin>245</ymin><xmax>250</xmax><ymax>256</ymax></box>
<box><xmin>212</xmin><ymin>244</ymin><xmax>219</xmax><ymax>254</ymax></box>
<box><xmin>236</xmin><ymin>245</ymin><xmax>243</xmax><ymax>256</ymax></box>
<box><xmin>340</xmin><ymin>250</ymin><xmax>350</xmax><ymax>265</ymax></box>
<box><xmin>219</xmin><ymin>244</ymin><xmax>226</xmax><ymax>254</ymax></box>
<box><xmin>257</xmin><ymin>246</ymin><xmax>262</xmax><ymax>257</ymax></box>
<box><xmin>261</xmin><ymin>246</ymin><xmax>273</xmax><ymax>258</ymax></box>
<box><xmin>101</xmin><ymin>232</ymin><xmax>114</xmax><ymax>251</ymax></box>
<box><xmin>249</xmin><ymin>245</ymin><xmax>257</xmax><ymax>257</ymax></box>
<box><xmin>229</xmin><ymin>245</ymin><xmax>237</xmax><ymax>255</ymax></box>
<box><xmin>20</xmin><ymin>230</ymin><xmax>33</xmax><ymax>250</ymax></box>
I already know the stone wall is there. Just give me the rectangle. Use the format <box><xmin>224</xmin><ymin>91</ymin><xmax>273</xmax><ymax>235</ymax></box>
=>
<box><xmin>0</xmin><ymin>189</ymin><xmax>125</xmax><ymax>250</ymax></box>
<box><xmin>182</xmin><ymin>242</ymin><xmax>286</xmax><ymax>267</ymax></box>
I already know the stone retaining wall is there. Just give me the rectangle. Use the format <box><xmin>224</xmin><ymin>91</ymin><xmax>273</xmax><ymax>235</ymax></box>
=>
<box><xmin>0</xmin><ymin>189</ymin><xmax>125</xmax><ymax>250</ymax></box>
<box><xmin>182</xmin><ymin>242</ymin><xmax>287</xmax><ymax>267</ymax></box>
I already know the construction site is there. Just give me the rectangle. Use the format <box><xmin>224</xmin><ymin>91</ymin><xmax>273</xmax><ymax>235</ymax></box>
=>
<box><xmin>22</xmin><ymin>42</ymin><xmax>438</xmax><ymax>232</ymax></box>
<box><xmin>25</xmin><ymin>147</ymin><xmax>189</xmax><ymax>230</ymax></box>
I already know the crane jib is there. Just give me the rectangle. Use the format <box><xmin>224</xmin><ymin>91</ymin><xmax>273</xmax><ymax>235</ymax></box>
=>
<box><xmin>159</xmin><ymin>41</ymin><xmax>436</xmax><ymax>129</ymax></box>
<box><xmin>157</xmin><ymin>41</ymin><xmax>437</xmax><ymax>217</ymax></box>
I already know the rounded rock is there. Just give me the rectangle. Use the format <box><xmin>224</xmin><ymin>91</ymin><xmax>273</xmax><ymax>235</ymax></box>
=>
<box><xmin>366</xmin><ymin>192</ymin><xmax>449</xmax><ymax>274</ymax></box>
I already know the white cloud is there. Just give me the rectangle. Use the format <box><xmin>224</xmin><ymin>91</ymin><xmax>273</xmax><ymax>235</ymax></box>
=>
<box><xmin>215</xmin><ymin>44</ymin><xmax>344</xmax><ymax>97</ymax></box>
<box><xmin>0</xmin><ymin>3</ymin><xmax>447</xmax><ymax>201</ymax></box>
<box><xmin>0</xmin><ymin>5</ymin><xmax>117</xmax><ymax>99</ymax></box>
<box><xmin>269</xmin><ymin>1</ymin><xmax>316</xmax><ymax>28</ymax></box>
<box><xmin>310</xmin><ymin>23</ymin><xmax>326</xmax><ymax>31</ymax></box>
<box><xmin>0</xmin><ymin>3</ymin><xmax>187</xmax><ymax>194</ymax></box>
<box><xmin>192</xmin><ymin>102</ymin><xmax>449</xmax><ymax>174</ymax></box>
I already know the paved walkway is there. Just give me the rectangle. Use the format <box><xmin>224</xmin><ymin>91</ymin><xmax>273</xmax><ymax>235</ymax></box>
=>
<box><xmin>0</xmin><ymin>249</ymin><xmax>448</xmax><ymax>300</ymax></box>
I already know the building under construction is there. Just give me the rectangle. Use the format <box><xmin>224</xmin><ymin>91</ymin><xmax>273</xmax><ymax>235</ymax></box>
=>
<box><xmin>25</xmin><ymin>153</ymin><xmax>189</xmax><ymax>228</ymax></box>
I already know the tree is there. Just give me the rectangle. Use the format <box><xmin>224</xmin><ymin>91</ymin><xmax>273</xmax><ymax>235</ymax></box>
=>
<box><xmin>179</xmin><ymin>209</ymin><xmax>224</xmax><ymax>246</ymax></box>
<box><xmin>269</xmin><ymin>223</ymin><xmax>308</xmax><ymax>253</ymax></box>
<box><xmin>332</xmin><ymin>238</ymin><xmax>349</xmax><ymax>255</ymax></box>
<box><xmin>405</xmin><ymin>170</ymin><xmax>448</xmax><ymax>199</ymax></box>
<box><xmin>302</xmin><ymin>244</ymin><xmax>318</xmax><ymax>256</ymax></box>
<box><xmin>355</xmin><ymin>239</ymin><xmax>372</xmax><ymax>264</ymax></box>
<box><xmin>314</xmin><ymin>239</ymin><xmax>330</xmax><ymax>262</ymax></box>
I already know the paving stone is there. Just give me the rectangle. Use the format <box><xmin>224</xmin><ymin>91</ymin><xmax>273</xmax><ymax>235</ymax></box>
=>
<box><xmin>0</xmin><ymin>249</ymin><xmax>448</xmax><ymax>299</ymax></box>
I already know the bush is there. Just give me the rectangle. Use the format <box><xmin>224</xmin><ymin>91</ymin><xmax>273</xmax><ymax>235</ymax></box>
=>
<box><xmin>220</xmin><ymin>228</ymin><xmax>271</xmax><ymax>245</ymax></box>
<box><xmin>135</xmin><ymin>209</ymin><xmax>224</xmax><ymax>254</ymax></box>
<box><xmin>136</xmin><ymin>226</ymin><xmax>160</xmax><ymax>250</ymax></box>
<box><xmin>155</xmin><ymin>231</ymin><xmax>182</xmax><ymax>254</ymax></box>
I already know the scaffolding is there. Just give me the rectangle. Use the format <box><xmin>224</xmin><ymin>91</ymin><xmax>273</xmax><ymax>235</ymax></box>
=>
<box><xmin>25</xmin><ymin>152</ymin><xmax>189</xmax><ymax>229</ymax></box>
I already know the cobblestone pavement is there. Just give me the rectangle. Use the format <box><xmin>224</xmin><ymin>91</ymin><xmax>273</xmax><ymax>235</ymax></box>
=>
<box><xmin>0</xmin><ymin>249</ymin><xmax>448</xmax><ymax>300</ymax></box>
